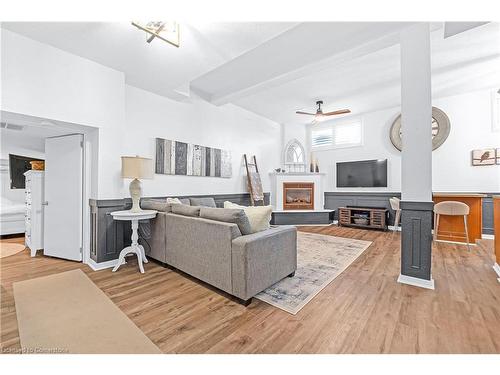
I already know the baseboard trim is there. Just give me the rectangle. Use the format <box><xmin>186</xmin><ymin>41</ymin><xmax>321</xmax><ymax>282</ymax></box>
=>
<box><xmin>87</xmin><ymin>258</ymin><xmax>122</xmax><ymax>271</ymax></box>
<box><xmin>493</xmin><ymin>263</ymin><xmax>500</xmax><ymax>283</ymax></box>
<box><xmin>433</xmin><ymin>239</ymin><xmax>477</xmax><ymax>246</ymax></box>
<box><xmin>397</xmin><ymin>274</ymin><xmax>435</xmax><ymax>290</ymax></box>
<box><xmin>294</xmin><ymin>223</ymin><xmax>335</xmax><ymax>227</ymax></box>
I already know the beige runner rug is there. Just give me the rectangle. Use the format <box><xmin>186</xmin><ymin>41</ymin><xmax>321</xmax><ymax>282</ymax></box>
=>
<box><xmin>13</xmin><ymin>269</ymin><xmax>161</xmax><ymax>354</ymax></box>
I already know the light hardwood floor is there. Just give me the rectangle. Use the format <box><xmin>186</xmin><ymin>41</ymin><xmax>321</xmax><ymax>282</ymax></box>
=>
<box><xmin>1</xmin><ymin>227</ymin><xmax>499</xmax><ymax>354</ymax></box>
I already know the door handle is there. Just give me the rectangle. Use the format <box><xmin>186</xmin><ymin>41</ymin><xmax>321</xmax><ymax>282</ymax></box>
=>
<box><xmin>42</xmin><ymin>201</ymin><xmax>48</xmax><ymax>206</ymax></box>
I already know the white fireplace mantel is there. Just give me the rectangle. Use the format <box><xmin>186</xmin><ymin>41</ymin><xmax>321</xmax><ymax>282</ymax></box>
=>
<box><xmin>269</xmin><ymin>172</ymin><xmax>325</xmax><ymax>211</ymax></box>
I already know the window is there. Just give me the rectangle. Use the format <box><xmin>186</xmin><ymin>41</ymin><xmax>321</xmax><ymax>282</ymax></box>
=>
<box><xmin>311</xmin><ymin>120</ymin><xmax>363</xmax><ymax>149</ymax></box>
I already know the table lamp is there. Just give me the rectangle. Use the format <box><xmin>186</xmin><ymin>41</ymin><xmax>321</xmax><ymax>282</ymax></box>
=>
<box><xmin>121</xmin><ymin>156</ymin><xmax>153</xmax><ymax>212</ymax></box>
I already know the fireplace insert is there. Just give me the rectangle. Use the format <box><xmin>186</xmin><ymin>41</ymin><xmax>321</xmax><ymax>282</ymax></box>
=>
<box><xmin>283</xmin><ymin>182</ymin><xmax>314</xmax><ymax>210</ymax></box>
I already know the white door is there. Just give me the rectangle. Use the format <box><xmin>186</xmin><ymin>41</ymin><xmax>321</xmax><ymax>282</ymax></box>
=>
<box><xmin>43</xmin><ymin>134</ymin><xmax>83</xmax><ymax>261</ymax></box>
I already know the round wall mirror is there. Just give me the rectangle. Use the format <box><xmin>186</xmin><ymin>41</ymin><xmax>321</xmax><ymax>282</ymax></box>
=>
<box><xmin>389</xmin><ymin>106</ymin><xmax>450</xmax><ymax>151</ymax></box>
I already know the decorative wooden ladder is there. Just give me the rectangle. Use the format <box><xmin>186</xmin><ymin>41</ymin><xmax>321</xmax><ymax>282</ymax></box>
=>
<box><xmin>244</xmin><ymin>154</ymin><xmax>265</xmax><ymax>206</ymax></box>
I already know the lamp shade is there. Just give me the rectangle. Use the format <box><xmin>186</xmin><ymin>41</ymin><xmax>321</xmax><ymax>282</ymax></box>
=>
<box><xmin>121</xmin><ymin>156</ymin><xmax>153</xmax><ymax>179</ymax></box>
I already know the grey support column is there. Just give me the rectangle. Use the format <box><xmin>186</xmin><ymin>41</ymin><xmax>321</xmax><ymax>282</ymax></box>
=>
<box><xmin>398</xmin><ymin>23</ymin><xmax>435</xmax><ymax>289</ymax></box>
<box><xmin>398</xmin><ymin>201</ymin><xmax>435</xmax><ymax>289</ymax></box>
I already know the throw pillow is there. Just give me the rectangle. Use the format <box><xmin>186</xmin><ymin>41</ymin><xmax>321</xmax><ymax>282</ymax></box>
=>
<box><xmin>171</xmin><ymin>204</ymin><xmax>201</xmax><ymax>217</ymax></box>
<box><xmin>140</xmin><ymin>199</ymin><xmax>171</xmax><ymax>212</ymax></box>
<box><xmin>223</xmin><ymin>201</ymin><xmax>272</xmax><ymax>233</ymax></box>
<box><xmin>189</xmin><ymin>197</ymin><xmax>217</xmax><ymax>208</ymax></box>
<box><xmin>166</xmin><ymin>197</ymin><xmax>182</xmax><ymax>205</ymax></box>
<box><xmin>199</xmin><ymin>207</ymin><xmax>252</xmax><ymax>235</ymax></box>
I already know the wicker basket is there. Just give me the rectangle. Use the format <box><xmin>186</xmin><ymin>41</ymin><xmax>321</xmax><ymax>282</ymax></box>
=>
<box><xmin>353</xmin><ymin>217</ymin><xmax>369</xmax><ymax>225</ymax></box>
<box><xmin>30</xmin><ymin>160</ymin><xmax>45</xmax><ymax>171</ymax></box>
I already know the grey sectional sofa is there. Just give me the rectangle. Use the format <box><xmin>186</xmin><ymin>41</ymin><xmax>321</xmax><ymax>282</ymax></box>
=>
<box><xmin>141</xmin><ymin>198</ymin><xmax>297</xmax><ymax>305</ymax></box>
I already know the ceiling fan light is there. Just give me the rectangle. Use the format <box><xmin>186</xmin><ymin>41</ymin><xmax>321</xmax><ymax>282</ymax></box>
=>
<box><xmin>132</xmin><ymin>21</ymin><xmax>180</xmax><ymax>47</ymax></box>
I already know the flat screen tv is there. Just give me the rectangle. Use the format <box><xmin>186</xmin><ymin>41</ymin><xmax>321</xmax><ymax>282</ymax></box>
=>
<box><xmin>336</xmin><ymin>159</ymin><xmax>388</xmax><ymax>188</ymax></box>
<box><xmin>8</xmin><ymin>154</ymin><xmax>44</xmax><ymax>189</ymax></box>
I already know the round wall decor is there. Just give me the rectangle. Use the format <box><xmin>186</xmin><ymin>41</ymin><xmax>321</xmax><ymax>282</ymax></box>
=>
<box><xmin>389</xmin><ymin>106</ymin><xmax>451</xmax><ymax>151</ymax></box>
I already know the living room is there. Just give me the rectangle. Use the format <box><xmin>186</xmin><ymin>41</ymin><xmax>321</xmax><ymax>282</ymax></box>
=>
<box><xmin>1</xmin><ymin>0</ymin><xmax>499</xmax><ymax>372</ymax></box>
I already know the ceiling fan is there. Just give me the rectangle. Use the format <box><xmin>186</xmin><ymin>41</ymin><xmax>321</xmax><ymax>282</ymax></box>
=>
<box><xmin>296</xmin><ymin>101</ymin><xmax>350</xmax><ymax>123</ymax></box>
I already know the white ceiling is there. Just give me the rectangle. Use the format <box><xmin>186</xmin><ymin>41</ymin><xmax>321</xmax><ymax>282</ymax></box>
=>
<box><xmin>1</xmin><ymin>22</ymin><xmax>298</xmax><ymax>100</ymax></box>
<box><xmin>2</xmin><ymin>22</ymin><xmax>499</xmax><ymax>125</ymax></box>
<box><xmin>1</xmin><ymin>111</ymin><xmax>96</xmax><ymax>139</ymax></box>
<box><xmin>235</xmin><ymin>22</ymin><xmax>500</xmax><ymax>124</ymax></box>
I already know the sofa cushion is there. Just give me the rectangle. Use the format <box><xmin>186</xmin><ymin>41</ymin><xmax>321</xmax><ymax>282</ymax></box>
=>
<box><xmin>223</xmin><ymin>201</ymin><xmax>272</xmax><ymax>233</ymax></box>
<box><xmin>140</xmin><ymin>199</ymin><xmax>171</xmax><ymax>212</ymax></box>
<box><xmin>166</xmin><ymin>197</ymin><xmax>191</xmax><ymax>205</ymax></box>
<box><xmin>171</xmin><ymin>204</ymin><xmax>201</xmax><ymax>217</ymax></box>
<box><xmin>189</xmin><ymin>197</ymin><xmax>217</xmax><ymax>208</ymax></box>
<box><xmin>199</xmin><ymin>207</ymin><xmax>252</xmax><ymax>235</ymax></box>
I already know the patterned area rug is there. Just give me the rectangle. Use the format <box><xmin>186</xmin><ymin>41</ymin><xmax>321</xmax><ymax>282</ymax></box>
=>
<box><xmin>255</xmin><ymin>231</ymin><xmax>372</xmax><ymax>315</ymax></box>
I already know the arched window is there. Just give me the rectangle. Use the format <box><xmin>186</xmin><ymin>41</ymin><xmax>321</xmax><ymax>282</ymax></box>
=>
<box><xmin>283</xmin><ymin>139</ymin><xmax>306</xmax><ymax>172</ymax></box>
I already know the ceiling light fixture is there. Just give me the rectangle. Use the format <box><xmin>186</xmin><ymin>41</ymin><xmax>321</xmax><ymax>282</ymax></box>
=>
<box><xmin>131</xmin><ymin>21</ymin><xmax>180</xmax><ymax>47</ymax></box>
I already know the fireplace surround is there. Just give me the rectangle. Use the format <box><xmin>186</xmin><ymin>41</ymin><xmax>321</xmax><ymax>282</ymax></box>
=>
<box><xmin>283</xmin><ymin>182</ymin><xmax>314</xmax><ymax>210</ymax></box>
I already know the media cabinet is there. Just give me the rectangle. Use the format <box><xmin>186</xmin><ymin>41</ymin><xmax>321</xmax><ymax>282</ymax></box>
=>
<box><xmin>338</xmin><ymin>206</ymin><xmax>389</xmax><ymax>231</ymax></box>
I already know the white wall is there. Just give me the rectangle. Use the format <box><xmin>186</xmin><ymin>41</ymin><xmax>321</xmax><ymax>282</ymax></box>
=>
<box><xmin>123</xmin><ymin>85</ymin><xmax>281</xmax><ymax>196</ymax></box>
<box><xmin>308</xmin><ymin>89</ymin><xmax>500</xmax><ymax>192</ymax></box>
<box><xmin>0</xmin><ymin>130</ymin><xmax>45</xmax><ymax>204</ymax></box>
<box><xmin>1</xmin><ymin>29</ymin><xmax>282</xmax><ymax>200</ymax></box>
<box><xmin>1</xmin><ymin>29</ymin><xmax>125</xmax><ymax>199</ymax></box>
<box><xmin>432</xmin><ymin>90</ymin><xmax>500</xmax><ymax>192</ymax></box>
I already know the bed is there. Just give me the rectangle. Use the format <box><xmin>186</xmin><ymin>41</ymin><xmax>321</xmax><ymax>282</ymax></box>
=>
<box><xmin>0</xmin><ymin>198</ymin><xmax>26</xmax><ymax>235</ymax></box>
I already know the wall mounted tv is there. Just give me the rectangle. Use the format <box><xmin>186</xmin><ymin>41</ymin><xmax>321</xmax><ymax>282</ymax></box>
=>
<box><xmin>336</xmin><ymin>159</ymin><xmax>388</xmax><ymax>188</ymax></box>
<box><xmin>9</xmin><ymin>154</ymin><xmax>44</xmax><ymax>189</ymax></box>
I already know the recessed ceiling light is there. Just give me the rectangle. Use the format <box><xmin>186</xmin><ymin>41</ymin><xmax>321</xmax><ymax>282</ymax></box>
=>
<box><xmin>131</xmin><ymin>21</ymin><xmax>180</xmax><ymax>47</ymax></box>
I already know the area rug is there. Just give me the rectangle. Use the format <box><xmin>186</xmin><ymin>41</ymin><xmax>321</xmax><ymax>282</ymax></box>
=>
<box><xmin>13</xmin><ymin>269</ymin><xmax>161</xmax><ymax>354</ymax></box>
<box><xmin>0</xmin><ymin>242</ymin><xmax>26</xmax><ymax>258</ymax></box>
<box><xmin>255</xmin><ymin>232</ymin><xmax>372</xmax><ymax>315</ymax></box>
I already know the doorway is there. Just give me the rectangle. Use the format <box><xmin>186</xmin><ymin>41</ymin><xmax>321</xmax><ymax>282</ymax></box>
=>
<box><xmin>0</xmin><ymin>110</ymin><xmax>97</xmax><ymax>263</ymax></box>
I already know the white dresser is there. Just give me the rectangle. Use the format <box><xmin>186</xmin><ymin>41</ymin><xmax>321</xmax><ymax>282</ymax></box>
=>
<box><xmin>24</xmin><ymin>170</ymin><xmax>45</xmax><ymax>257</ymax></box>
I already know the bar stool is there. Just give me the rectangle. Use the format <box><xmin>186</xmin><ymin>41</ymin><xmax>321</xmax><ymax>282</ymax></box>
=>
<box><xmin>389</xmin><ymin>197</ymin><xmax>401</xmax><ymax>233</ymax></box>
<box><xmin>433</xmin><ymin>201</ymin><xmax>471</xmax><ymax>251</ymax></box>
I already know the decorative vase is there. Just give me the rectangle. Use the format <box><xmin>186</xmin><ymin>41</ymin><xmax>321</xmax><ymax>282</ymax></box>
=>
<box><xmin>310</xmin><ymin>162</ymin><xmax>314</xmax><ymax>173</ymax></box>
<box><xmin>315</xmin><ymin>164</ymin><xmax>319</xmax><ymax>173</ymax></box>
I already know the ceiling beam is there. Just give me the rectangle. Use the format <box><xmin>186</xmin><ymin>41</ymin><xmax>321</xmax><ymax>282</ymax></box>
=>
<box><xmin>190</xmin><ymin>22</ymin><xmax>424</xmax><ymax>106</ymax></box>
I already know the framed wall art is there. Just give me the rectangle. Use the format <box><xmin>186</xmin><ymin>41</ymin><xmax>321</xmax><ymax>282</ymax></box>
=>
<box><xmin>471</xmin><ymin>148</ymin><xmax>496</xmax><ymax>166</ymax></box>
<box><xmin>155</xmin><ymin>138</ymin><xmax>232</xmax><ymax>178</ymax></box>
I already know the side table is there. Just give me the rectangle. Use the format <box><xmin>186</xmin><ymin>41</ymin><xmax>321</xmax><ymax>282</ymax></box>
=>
<box><xmin>110</xmin><ymin>210</ymin><xmax>157</xmax><ymax>273</ymax></box>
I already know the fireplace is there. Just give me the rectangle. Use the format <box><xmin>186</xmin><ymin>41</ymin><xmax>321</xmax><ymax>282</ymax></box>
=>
<box><xmin>283</xmin><ymin>182</ymin><xmax>314</xmax><ymax>210</ymax></box>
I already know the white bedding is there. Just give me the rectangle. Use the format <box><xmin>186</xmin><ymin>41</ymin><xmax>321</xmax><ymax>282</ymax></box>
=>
<box><xmin>1</xmin><ymin>203</ymin><xmax>25</xmax><ymax>216</ymax></box>
<box><xmin>0</xmin><ymin>197</ymin><xmax>25</xmax><ymax>235</ymax></box>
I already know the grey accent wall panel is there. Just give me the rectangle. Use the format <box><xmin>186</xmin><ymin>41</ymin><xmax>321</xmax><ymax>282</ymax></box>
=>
<box><xmin>89</xmin><ymin>193</ymin><xmax>270</xmax><ymax>264</ymax></box>
<box><xmin>324</xmin><ymin>192</ymin><xmax>401</xmax><ymax>225</ymax></box>
<box><xmin>400</xmin><ymin>200</ymin><xmax>434</xmax><ymax>280</ymax></box>
<box><xmin>324</xmin><ymin>191</ymin><xmax>496</xmax><ymax>234</ymax></box>
<box><xmin>90</xmin><ymin>199</ymin><xmax>131</xmax><ymax>263</ymax></box>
